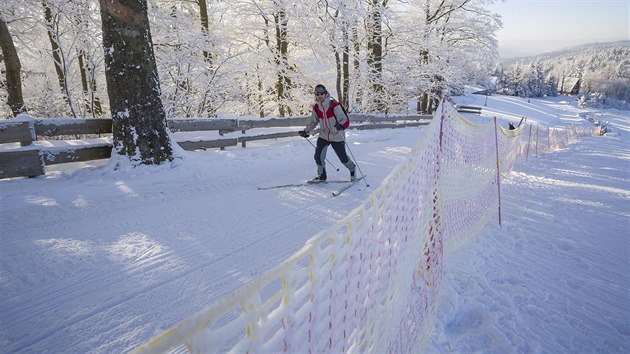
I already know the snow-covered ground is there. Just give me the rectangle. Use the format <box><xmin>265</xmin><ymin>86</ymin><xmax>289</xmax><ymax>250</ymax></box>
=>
<box><xmin>1</xmin><ymin>94</ymin><xmax>628</xmax><ymax>353</ymax></box>
<box><xmin>430</xmin><ymin>98</ymin><xmax>630</xmax><ymax>353</ymax></box>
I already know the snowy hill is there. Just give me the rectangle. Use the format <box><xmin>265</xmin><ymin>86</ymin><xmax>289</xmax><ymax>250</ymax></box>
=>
<box><xmin>1</xmin><ymin>94</ymin><xmax>628</xmax><ymax>352</ymax></box>
<box><xmin>499</xmin><ymin>40</ymin><xmax>630</xmax><ymax>65</ymax></box>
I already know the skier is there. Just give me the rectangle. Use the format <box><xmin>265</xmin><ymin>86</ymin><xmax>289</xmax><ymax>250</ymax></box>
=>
<box><xmin>299</xmin><ymin>84</ymin><xmax>356</xmax><ymax>182</ymax></box>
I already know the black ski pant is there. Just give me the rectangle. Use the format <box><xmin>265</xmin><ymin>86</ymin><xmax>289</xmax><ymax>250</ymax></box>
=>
<box><xmin>314</xmin><ymin>137</ymin><xmax>355</xmax><ymax>175</ymax></box>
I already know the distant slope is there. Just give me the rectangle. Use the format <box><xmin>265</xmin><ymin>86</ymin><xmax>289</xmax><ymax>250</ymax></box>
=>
<box><xmin>500</xmin><ymin>40</ymin><xmax>630</xmax><ymax>65</ymax></box>
<box><xmin>493</xmin><ymin>41</ymin><xmax>629</xmax><ymax>106</ymax></box>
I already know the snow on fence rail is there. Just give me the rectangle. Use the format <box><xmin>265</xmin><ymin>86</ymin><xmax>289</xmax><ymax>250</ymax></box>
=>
<box><xmin>0</xmin><ymin>114</ymin><xmax>430</xmax><ymax>179</ymax></box>
<box><xmin>455</xmin><ymin>105</ymin><xmax>482</xmax><ymax>114</ymax></box>
<box><xmin>131</xmin><ymin>101</ymin><xmax>593</xmax><ymax>353</ymax></box>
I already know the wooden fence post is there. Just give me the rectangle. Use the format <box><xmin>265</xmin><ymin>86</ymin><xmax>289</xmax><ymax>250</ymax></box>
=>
<box><xmin>0</xmin><ymin>150</ymin><xmax>44</xmax><ymax>178</ymax></box>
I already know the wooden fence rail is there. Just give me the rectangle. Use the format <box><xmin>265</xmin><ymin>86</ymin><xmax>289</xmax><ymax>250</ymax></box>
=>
<box><xmin>456</xmin><ymin>105</ymin><xmax>482</xmax><ymax>114</ymax></box>
<box><xmin>0</xmin><ymin>114</ymin><xmax>431</xmax><ymax>179</ymax></box>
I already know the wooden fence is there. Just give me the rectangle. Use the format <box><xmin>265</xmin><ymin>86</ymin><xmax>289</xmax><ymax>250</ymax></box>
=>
<box><xmin>456</xmin><ymin>105</ymin><xmax>482</xmax><ymax>114</ymax></box>
<box><xmin>0</xmin><ymin>115</ymin><xmax>431</xmax><ymax>179</ymax></box>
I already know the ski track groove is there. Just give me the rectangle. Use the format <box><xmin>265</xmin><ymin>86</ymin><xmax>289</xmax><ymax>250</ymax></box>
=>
<box><xmin>2</xmin><ymin>181</ymin><xmax>364</xmax><ymax>352</ymax></box>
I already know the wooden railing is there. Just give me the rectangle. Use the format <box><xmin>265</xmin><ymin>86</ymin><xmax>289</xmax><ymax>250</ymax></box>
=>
<box><xmin>456</xmin><ymin>105</ymin><xmax>482</xmax><ymax>114</ymax></box>
<box><xmin>0</xmin><ymin>114</ymin><xmax>431</xmax><ymax>179</ymax></box>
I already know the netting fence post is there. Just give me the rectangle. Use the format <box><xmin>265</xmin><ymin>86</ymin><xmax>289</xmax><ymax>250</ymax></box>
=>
<box><xmin>526</xmin><ymin>124</ymin><xmax>532</xmax><ymax>161</ymax></box>
<box><xmin>535</xmin><ymin>125</ymin><xmax>539</xmax><ymax>156</ymax></box>
<box><xmin>493</xmin><ymin>117</ymin><xmax>502</xmax><ymax>226</ymax></box>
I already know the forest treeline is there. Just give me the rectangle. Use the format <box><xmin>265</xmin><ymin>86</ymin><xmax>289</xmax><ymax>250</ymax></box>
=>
<box><xmin>0</xmin><ymin>0</ymin><xmax>501</xmax><ymax>120</ymax></box>
<box><xmin>493</xmin><ymin>41</ymin><xmax>630</xmax><ymax>110</ymax></box>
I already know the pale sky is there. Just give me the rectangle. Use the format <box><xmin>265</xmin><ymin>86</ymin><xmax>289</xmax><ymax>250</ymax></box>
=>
<box><xmin>489</xmin><ymin>0</ymin><xmax>629</xmax><ymax>58</ymax></box>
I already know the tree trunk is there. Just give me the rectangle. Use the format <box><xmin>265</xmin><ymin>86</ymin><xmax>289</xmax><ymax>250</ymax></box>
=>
<box><xmin>367</xmin><ymin>0</ymin><xmax>385</xmax><ymax>112</ymax></box>
<box><xmin>257</xmin><ymin>66</ymin><xmax>265</xmax><ymax>118</ymax></box>
<box><xmin>335</xmin><ymin>49</ymin><xmax>342</xmax><ymax>102</ymax></box>
<box><xmin>197</xmin><ymin>0</ymin><xmax>216</xmax><ymax>116</ymax></box>
<box><xmin>273</xmin><ymin>5</ymin><xmax>292</xmax><ymax>117</ymax></box>
<box><xmin>0</xmin><ymin>15</ymin><xmax>26</xmax><ymax>116</ymax></box>
<box><xmin>70</xmin><ymin>4</ymin><xmax>103</xmax><ymax>118</ymax></box>
<box><xmin>82</xmin><ymin>54</ymin><xmax>103</xmax><ymax>117</ymax></box>
<box><xmin>42</xmin><ymin>0</ymin><xmax>75</xmax><ymax>116</ymax></box>
<box><xmin>417</xmin><ymin>47</ymin><xmax>429</xmax><ymax>113</ymax></box>
<box><xmin>352</xmin><ymin>24</ymin><xmax>362</xmax><ymax>110</ymax></box>
<box><xmin>342</xmin><ymin>27</ymin><xmax>350</xmax><ymax>110</ymax></box>
<box><xmin>78</xmin><ymin>50</ymin><xmax>90</xmax><ymax>114</ymax></box>
<box><xmin>99</xmin><ymin>0</ymin><xmax>173</xmax><ymax>165</ymax></box>
<box><xmin>329</xmin><ymin>8</ymin><xmax>350</xmax><ymax>109</ymax></box>
<box><xmin>419</xmin><ymin>91</ymin><xmax>429</xmax><ymax>114</ymax></box>
<box><xmin>198</xmin><ymin>0</ymin><xmax>212</xmax><ymax>64</ymax></box>
<box><xmin>78</xmin><ymin>50</ymin><xmax>102</xmax><ymax>117</ymax></box>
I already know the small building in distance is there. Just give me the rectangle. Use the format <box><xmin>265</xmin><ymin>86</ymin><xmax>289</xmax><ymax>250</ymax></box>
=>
<box><xmin>560</xmin><ymin>77</ymin><xmax>580</xmax><ymax>95</ymax></box>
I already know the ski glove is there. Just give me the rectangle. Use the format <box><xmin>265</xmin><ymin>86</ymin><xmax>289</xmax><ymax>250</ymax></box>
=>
<box><xmin>299</xmin><ymin>130</ymin><xmax>309</xmax><ymax>138</ymax></box>
<box><xmin>334</xmin><ymin>122</ymin><xmax>344</xmax><ymax>131</ymax></box>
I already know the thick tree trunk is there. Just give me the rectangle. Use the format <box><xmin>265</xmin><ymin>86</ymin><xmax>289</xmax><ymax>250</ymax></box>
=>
<box><xmin>0</xmin><ymin>15</ymin><xmax>26</xmax><ymax>116</ymax></box>
<box><xmin>99</xmin><ymin>0</ymin><xmax>172</xmax><ymax>165</ymax></box>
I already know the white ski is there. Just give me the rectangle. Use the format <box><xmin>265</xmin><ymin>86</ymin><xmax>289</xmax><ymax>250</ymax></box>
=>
<box><xmin>257</xmin><ymin>182</ymin><xmax>310</xmax><ymax>190</ymax></box>
<box><xmin>332</xmin><ymin>175</ymin><xmax>366</xmax><ymax>197</ymax></box>
<box><xmin>258</xmin><ymin>179</ymin><xmax>356</xmax><ymax>190</ymax></box>
<box><xmin>308</xmin><ymin>179</ymin><xmax>353</xmax><ymax>184</ymax></box>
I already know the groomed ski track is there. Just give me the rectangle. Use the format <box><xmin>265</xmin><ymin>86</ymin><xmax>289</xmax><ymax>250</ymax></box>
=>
<box><xmin>0</xmin><ymin>128</ymin><xmax>421</xmax><ymax>353</ymax></box>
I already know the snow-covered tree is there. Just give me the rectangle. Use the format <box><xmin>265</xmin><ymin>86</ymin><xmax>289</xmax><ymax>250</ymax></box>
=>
<box><xmin>0</xmin><ymin>12</ymin><xmax>26</xmax><ymax>116</ymax></box>
<box><xmin>100</xmin><ymin>0</ymin><xmax>173</xmax><ymax>165</ymax></box>
<box><xmin>401</xmin><ymin>0</ymin><xmax>500</xmax><ymax>113</ymax></box>
<box><xmin>1</xmin><ymin>0</ymin><xmax>505</xmax><ymax>118</ymax></box>
<box><xmin>498</xmin><ymin>42</ymin><xmax>629</xmax><ymax>106</ymax></box>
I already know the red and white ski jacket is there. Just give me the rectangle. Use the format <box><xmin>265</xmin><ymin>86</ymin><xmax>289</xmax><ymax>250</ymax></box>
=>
<box><xmin>305</xmin><ymin>95</ymin><xmax>349</xmax><ymax>142</ymax></box>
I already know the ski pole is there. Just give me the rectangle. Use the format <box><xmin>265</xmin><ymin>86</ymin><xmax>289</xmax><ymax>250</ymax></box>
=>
<box><xmin>342</xmin><ymin>134</ymin><xmax>369</xmax><ymax>187</ymax></box>
<box><xmin>303</xmin><ymin>136</ymin><xmax>340</xmax><ymax>171</ymax></box>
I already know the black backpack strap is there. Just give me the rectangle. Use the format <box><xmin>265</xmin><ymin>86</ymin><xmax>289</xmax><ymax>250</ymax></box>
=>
<box><xmin>330</xmin><ymin>97</ymin><xmax>347</xmax><ymax>124</ymax></box>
